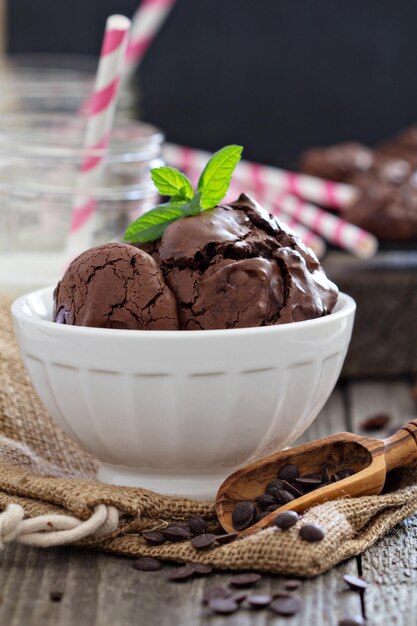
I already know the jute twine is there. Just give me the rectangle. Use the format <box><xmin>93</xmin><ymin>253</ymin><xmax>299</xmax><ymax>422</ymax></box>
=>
<box><xmin>2</xmin><ymin>295</ymin><xmax>417</xmax><ymax>576</ymax></box>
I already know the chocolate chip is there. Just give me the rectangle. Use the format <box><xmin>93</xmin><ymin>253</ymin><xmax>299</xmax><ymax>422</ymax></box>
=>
<box><xmin>265</xmin><ymin>504</ymin><xmax>280</xmax><ymax>513</ymax></box>
<box><xmin>343</xmin><ymin>574</ymin><xmax>369</xmax><ymax>591</ymax></box>
<box><xmin>231</xmin><ymin>502</ymin><xmax>257</xmax><ymax>530</ymax></box>
<box><xmin>285</xmin><ymin>579</ymin><xmax>302</xmax><ymax>590</ymax></box>
<box><xmin>231</xmin><ymin>592</ymin><xmax>247</xmax><ymax>603</ymax></box>
<box><xmin>230</xmin><ymin>573</ymin><xmax>262</xmax><ymax>587</ymax></box>
<box><xmin>265</xmin><ymin>480</ymin><xmax>283</xmax><ymax>496</ymax></box>
<box><xmin>255</xmin><ymin>494</ymin><xmax>277</xmax><ymax>509</ymax></box>
<box><xmin>337</xmin><ymin>469</ymin><xmax>355</xmax><ymax>480</ymax></box>
<box><xmin>247</xmin><ymin>594</ymin><xmax>272</xmax><ymax>608</ymax></box>
<box><xmin>279</xmin><ymin>479</ymin><xmax>303</xmax><ymax>498</ymax></box>
<box><xmin>162</xmin><ymin>524</ymin><xmax>192</xmax><ymax>542</ymax></box>
<box><xmin>295</xmin><ymin>476</ymin><xmax>323</xmax><ymax>490</ymax></box>
<box><xmin>191</xmin><ymin>533</ymin><xmax>217</xmax><ymax>550</ymax></box>
<box><xmin>273</xmin><ymin>510</ymin><xmax>300</xmax><ymax>529</ymax></box>
<box><xmin>278</xmin><ymin>464</ymin><xmax>300</xmax><ymax>482</ymax></box>
<box><xmin>339</xmin><ymin>618</ymin><xmax>366</xmax><ymax>626</ymax></box>
<box><xmin>274</xmin><ymin>489</ymin><xmax>295</xmax><ymax>504</ymax></box>
<box><xmin>132</xmin><ymin>557</ymin><xmax>162</xmax><ymax>572</ymax></box>
<box><xmin>216</xmin><ymin>532</ymin><xmax>239</xmax><ymax>545</ymax></box>
<box><xmin>50</xmin><ymin>591</ymin><xmax>63</xmax><ymax>602</ymax></box>
<box><xmin>202</xmin><ymin>587</ymin><xmax>231</xmax><ymax>604</ymax></box>
<box><xmin>360</xmin><ymin>413</ymin><xmax>391</xmax><ymax>431</ymax></box>
<box><xmin>168</xmin><ymin>565</ymin><xmax>195</xmax><ymax>582</ymax></box>
<box><xmin>299</xmin><ymin>523</ymin><xmax>325</xmax><ymax>542</ymax></box>
<box><xmin>208</xmin><ymin>598</ymin><xmax>239</xmax><ymax>614</ymax></box>
<box><xmin>188</xmin><ymin>515</ymin><xmax>207</xmax><ymax>536</ymax></box>
<box><xmin>270</xmin><ymin>595</ymin><xmax>302</xmax><ymax>616</ymax></box>
<box><xmin>142</xmin><ymin>530</ymin><xmax>166</xmax><ymax>546</ymax></box>
<box><xmin>190</xmin><ymin>563</ymin><xmax>213</xmax><ymax>576</ymax></box>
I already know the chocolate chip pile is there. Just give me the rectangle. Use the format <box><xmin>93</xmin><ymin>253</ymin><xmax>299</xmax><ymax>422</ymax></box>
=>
<box><xmin>231</xmin><ymin>462</ymin><xmax>355</xmax><ymax>532</ymax></box>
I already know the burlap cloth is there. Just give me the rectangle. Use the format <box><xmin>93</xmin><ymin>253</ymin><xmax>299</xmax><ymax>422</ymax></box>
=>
<box><xmin>2</xmin><ymin>295</ymin><xmax>417</xmax><ymax>577</ymax></box>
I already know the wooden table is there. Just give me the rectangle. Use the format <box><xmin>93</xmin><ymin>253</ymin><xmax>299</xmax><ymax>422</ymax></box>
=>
<box><xmin>1</xmin><ymin>380</ymin><xmax>416</xmax><ymax>626</ymax></box>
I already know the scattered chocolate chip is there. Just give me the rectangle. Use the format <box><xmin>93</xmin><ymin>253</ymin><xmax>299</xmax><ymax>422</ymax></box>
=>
<box><xmin>360</xmin><ymin>413</ymin><xmax>391</xmax><ymax>431</ymax></box>
<box><xmin>141</xmin><ymin>530</ymin><xmax>166</xmax><ymax>546</ymax></box>
<box><xmin>247</xmin><ymin>594</ymin><xmax>272</xmax><ymax>608</ymax></box>
<box><xmin>339</xmin><ymin>618</ymin><xmax>366</xmax><ymax>626</ymax></box>
<box><xmin>273</xmin><ymin>510</ymin><xmax>300</xmax><ymax>529</ymax></box>
<box><xmin>168</xmin><ymin>565</ymin><xmax>195</xmax><ymax>582</ymax></box>
<box><xmin>191</xmin><ymin>533</ymin><xmax>217</xmax><ymax>550</ymax></box>
<box><xmin>230</xmin><ymin>573</ymin><xmax>262</xmax><ymax>587</ymax></box>
<box><xmin>132</xmin><ymin>557</ymin><xmax>162</xmax><ymax>572</ymax></box>
<box><xmin>255</xmin><ymin>494</ymin><xmax>277</xmax><ymax>509</ymax></box>
<box><xmin>208</xmin><ymin>597</ymin><xmax>239</xmax><ymax>614</ymax></box>
<box><xmin>299</xmin><ymin>523</ymin><xmax>325</xmax><ymax>542</ymax></box>
<box><xmin>343</xmin><ymin>574</ymin><xmax>369</xmax><ymax>591</ymax></box>
<box><xmin>202</xmin><ymin>587</ymin><xmax>231</xmax><ymax>604</ymax></box>
<box><xmin>188</xmin><ymin>515</ymin><xmax>207</xmax><ymax>536</ymax></box>
<box><xmin>285</xmin><ymin>579</ymin><xmax>302</xmax><ymax>590</ymax></box>
<box><xmin>216</xmin><ymin>532</ymin><xmax>239</xmax><ymax>545</ymax></box>
<box><xmin>278</xmin><ymin>464</ymin><xmax>300</xmax><ymax>482</ymax></box>
<box><xmin>232</xmin><ymin>502</ymin><xmax>257</xmax><ymax>531</ymax></box>
<box><xmin>270</xmin><ymin>595</ymin><xmax>302</xmax><ymax>616</ymax></box>
<box><xmin>49</xmin><ymin>591</ymin><xmax>63</xmax><ymax>602</ymax></box>
<box><xmin>190</xmin><ymin>563</ymin><xmax>213</xmax><ymax>576</ymax></box>
<box><xmin>274</xmin><ymin>489</ymin><xmax>296</xmax><ymax>504</ymax></box>
<box><xmin>162</xmin><ymin>524</ymin><xmax>192</xmax><ymax>542</ymax></box>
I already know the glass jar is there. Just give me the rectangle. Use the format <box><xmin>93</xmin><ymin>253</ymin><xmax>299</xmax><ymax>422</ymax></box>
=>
<box><xmin>0</xmin><ymin>113</ymin><xmax>162</xmax><ymax>295</ymax></box>
<box><xmin>0</xmin><ymin>54</ymin><xmax>137</xmax><ymax>117</ymax></box>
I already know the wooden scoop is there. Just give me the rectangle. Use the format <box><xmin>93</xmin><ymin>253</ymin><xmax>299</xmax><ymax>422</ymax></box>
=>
<box><xmin>216</xmin><ymin>420</ymin><xmax>417</xmax><ymax>535</ymax></box>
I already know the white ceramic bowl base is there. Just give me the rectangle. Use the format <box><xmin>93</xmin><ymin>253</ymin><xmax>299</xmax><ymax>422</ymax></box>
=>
<box><xmin>12</xmin><ymin>287</ymin><xmax>356</xmax><ymax>499</ymax></box>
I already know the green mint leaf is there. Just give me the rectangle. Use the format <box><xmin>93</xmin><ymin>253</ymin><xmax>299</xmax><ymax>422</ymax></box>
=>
<box><xmin>197</xmin><ymin>144</ymin><xmax>243</xmax><ymax>209</ymax></box>
<box><xmin>124</xmin><ymin>202</ymin><xmax>187</xmax><ymax>244</ymax></box>
<box><xmin>151</xmin><ymin>166</ymin><xmax>194</xmax><ymax>201</ymax></box>
<box><xmin>183</xmin><ymin>191</ymin><xmax>202</xmax><ymax>216</ymax></box>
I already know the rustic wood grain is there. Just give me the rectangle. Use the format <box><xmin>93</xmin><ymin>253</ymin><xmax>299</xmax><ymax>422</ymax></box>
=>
<box><xmin>0</xmin><ymin>387</ymin><xmax>364</xmax><ymax>626</ymax></box>
<box><xmin>349</xmin><ymin>381</ymin><xmax>417</xmax><ymax>626</ymax></box>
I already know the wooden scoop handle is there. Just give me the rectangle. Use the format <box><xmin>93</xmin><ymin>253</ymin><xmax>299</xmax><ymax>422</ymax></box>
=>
<box><xmin>384</xmin><ymin>420</ymin><xmax>417</xmax><ymax>472</ymax></box>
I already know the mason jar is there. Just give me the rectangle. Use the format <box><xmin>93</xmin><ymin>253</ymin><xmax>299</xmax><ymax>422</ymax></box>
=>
<box><xmin>0</xmin><ymin>113</ymin><xmax>162</xmax><ymax>295</ymax></box>
<box><xmin>0</xmin><ymin>54</ymin><xmax>137</xmax><ymax>117</ymax></box>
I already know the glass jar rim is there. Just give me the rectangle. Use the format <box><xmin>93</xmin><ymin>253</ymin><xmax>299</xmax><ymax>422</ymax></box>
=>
<box><xmin>0</xmin><ymin>113</ymin><xmax>164</xmax><ymax>162</ymax></box>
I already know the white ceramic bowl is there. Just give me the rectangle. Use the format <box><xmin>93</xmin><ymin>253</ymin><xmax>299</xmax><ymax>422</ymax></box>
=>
<box><xmin>12</xmin><ymin>287</ymin><xmax>355</xmax><ymax>498</ymax></box>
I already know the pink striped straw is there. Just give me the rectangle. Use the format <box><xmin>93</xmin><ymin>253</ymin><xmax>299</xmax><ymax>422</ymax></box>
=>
<box><xmin>125</xmin><ymin>0</ymin><xmax>176</xmax><ymax>77</ymax></box>
<box><xmin>269</xmin><ymin>191</ymin><xmax>378</xmax><ymax>259</ymax></box>
<box><xmin>163</xmin><ymin>143</ymin><xmax>358</xmax><ymax>210</ymax></box>
<box><xmin>66</xmin><ymin>15</ymin><xmax>131</xmax><ymax>259</ymax></box>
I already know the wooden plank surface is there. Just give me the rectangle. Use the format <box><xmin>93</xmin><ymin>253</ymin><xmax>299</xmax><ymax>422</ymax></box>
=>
<box><xmin>1</xmin><ymin>382</ymin><xmax>416</xmax><ymax>626</ymax></box>
<box><xmin>348</xmin><ymin>381</ymin><xmax>417</xmax><ymax>626</ymax></box>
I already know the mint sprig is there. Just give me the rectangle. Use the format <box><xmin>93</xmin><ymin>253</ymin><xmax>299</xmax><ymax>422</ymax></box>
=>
<box><xmin>124</xmin><ymin>145</ymin><xmax>243</xmax><ymax>244</ymax></box>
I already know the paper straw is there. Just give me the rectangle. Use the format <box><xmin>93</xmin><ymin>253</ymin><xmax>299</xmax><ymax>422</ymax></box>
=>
<box><xmin>269</xmin><ymin>191</ymin><xmax>378</xmax><ymax>259</ymax></box>
<box><xmin>66</xmin><ymin>15</ymin><xmax>131</xmax><ymax>259</ymax></box>
<box><xmin>163</xmin><ymin>143</ymin><xmax>358</xmax><ymax>210</ymax></box>
<box><xmin>125</xmin><ymin>0</ymin><xmax>176</xmax><ymax>77</ymax></box>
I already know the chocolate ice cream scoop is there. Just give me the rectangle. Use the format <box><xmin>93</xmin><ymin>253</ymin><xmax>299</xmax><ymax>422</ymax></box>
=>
<box><xmin>54</xmin><ymin>243</ymin><xmax>179</xmax><ymax>330</ymax></box>
<box><xmin>139</xmin><ymin>194</ymin><xmax>338</xmax><ymax>330</ymax></box>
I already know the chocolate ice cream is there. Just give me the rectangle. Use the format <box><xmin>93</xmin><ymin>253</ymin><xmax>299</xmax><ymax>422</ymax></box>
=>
<box><xmin>54</xmin><ymin>243</ymin><xmax>179</xmax><ymax>330</ymax></box>
<box><xmin>139</xmin><ymin>194</ymin><xmax>338</xmax><ymax>330</ymax></box>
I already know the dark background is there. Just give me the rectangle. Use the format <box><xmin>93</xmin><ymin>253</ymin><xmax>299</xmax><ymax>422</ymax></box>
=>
<box><xmin>7</xmin><ymin>0</ymin><xmax>417</xmax><ymax>167</ymax></box>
